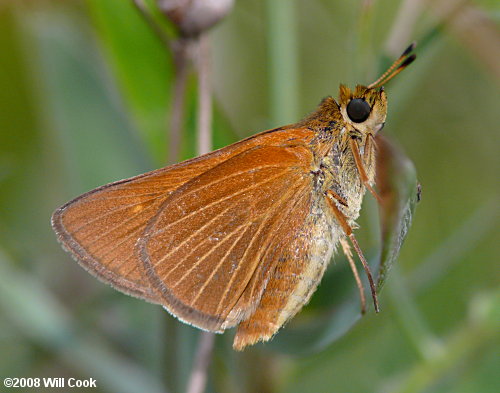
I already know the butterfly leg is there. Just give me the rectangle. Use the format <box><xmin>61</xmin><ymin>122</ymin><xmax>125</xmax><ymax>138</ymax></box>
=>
<box><xmin>349</xmin><ymin>138</ymin><xmax>382</xmax><ymax>203</ymax></box>
<box><xmin>326</xmin><ymin>190</ymin><xmax>380</xmax><ymax>312</ymax></box>
<box><xmin>364</xmin><ymin>133</ymin><xmax>378</xmax><ymax>163</ymax></box>
<box><xmin>339</xmin><ymin>237</ymin><xmax>366</xmax><ymax>314</ymax></box>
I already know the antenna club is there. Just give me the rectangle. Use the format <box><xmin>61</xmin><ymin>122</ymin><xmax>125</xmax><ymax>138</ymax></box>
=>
<box><xmin>402</xmin><ymin>42</ymin><xmax>417</xmax><ymax>57</ymax></box>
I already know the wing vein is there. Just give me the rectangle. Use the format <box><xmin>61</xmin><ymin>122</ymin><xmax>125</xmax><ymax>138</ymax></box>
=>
<box><xmin>151</xmin><ymin>168</ymin><xmax>290</xmax><ymax>239</ymax></box>
<box><xmin>214</xmin><ymin>179</ymin><xmax>307</xmax><ymax>315</ymax></box>
<box><xmin>73</xmin><ymin>202</ymin><xmax>157</xmax><ymax>243</ymax></box>
<box><xmin>189</xmin><ymin>224</ymin><xmax>255</xmax><ymax>305</ymax></box>
<box><xmin>153</xmin><ymin>203</ymin><xmax>236</xmax><ymax>275</ymax></box>
<box><xmin>76</xmin><ymin>191</ymin><xmax>164</xmax><ymax>201</ymax></box>
<box><xmin>230</xmin><ymin>184</ymin><xmax>310</xmax><ymax>308</ymax></box>
<box><xmin>70</xmin><ymin>195</ymin><xmax>161</xmax><ymax>234</ymax></box>
<box><xmin>171</xmin><ymin>221</ymin><xmax>252</xmax><ymax>289</ymax></box>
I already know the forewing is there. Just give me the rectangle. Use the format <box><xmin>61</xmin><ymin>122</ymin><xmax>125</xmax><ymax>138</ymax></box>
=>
<box><xmin>139</xmin><ymin>144</ymin><xmax>314</xmax><ymax>332</ymax></box>
<box><xmin>51</xmin><ymin>126</ymin><xmax>315</xmax><ymax>305</ymax></box>
<box><xmin>51</xmin><ymin>150</ymin><xmax>248</xmax><ymax>302</ymax></box>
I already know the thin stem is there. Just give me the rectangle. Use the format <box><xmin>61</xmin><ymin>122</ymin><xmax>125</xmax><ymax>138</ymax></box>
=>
<box><xmin>383</xmin><ymin>0</ymin><xmax>423</xmax><ymax>57</ymax></box>
<box><xmin>266</xmin><ymin>0</ymin><xmax>299</xmax><ymax>125</ymax></box>
<box><xmin>186</xmin><ymin>331</ymin><xmax>216</xmax><ymax>393</ymax></box>
<box><xmin>132</xmin><ymin>0</ymin><xmax>189</xmax><ymax>163</ymax></box>
<box><xmin>168</xmin><ymin>39</ymin><xmax>191</xmax><ymax>163</ymax></box>
<box><xmin>355</xmin><ymin>0</ymin><xmax>375</xmax><ymax>81</ymax></box>
<box><xmin>196</xmin><ymin>34</ymin><xmax>212</xmax><ymax>156</ymax></box>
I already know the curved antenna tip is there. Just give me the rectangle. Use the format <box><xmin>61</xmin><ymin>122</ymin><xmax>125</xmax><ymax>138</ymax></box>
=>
<box><xmin>402</xmin><ymin>42</ymin><xmax>417</xmax><ymax>57</ymax></box>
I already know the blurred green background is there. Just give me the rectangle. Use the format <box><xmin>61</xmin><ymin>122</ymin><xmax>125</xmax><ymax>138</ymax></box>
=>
<box><xmin>0</xmin><ymin>1</ymin><xmax>498</xmax><ymax>392</ymax></box>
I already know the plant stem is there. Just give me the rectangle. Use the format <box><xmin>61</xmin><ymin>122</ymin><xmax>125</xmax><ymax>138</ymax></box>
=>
<box><xmin>186</xmin><ymin>332</ymin><xmax>216</xmax><ymax>393</ymax></box>
<box><xmin>131</xmin><ymin>0</ymin><xmax>189</xmax><ymax>163</ymax></box>
<box><xmin>196</xmin><ymin>33</ymin><xmax>212</xmax><ymax>156</ymax></box>
<box><xmin>383</xmin><ymin>0</ymin><xmax>423</xmax><ymax>57</ymax></box>
<box><xmin>355</xmin><ymin>0</ymin><xmax>375</xmax><ymax>81</ymax></box>
<box><xmin>266</xmin><ymin>0</ymin><xmax>299</xmax><ymax>125</ymax></box>
<box><xmin>168</xmin><ymin>38</ymin><xmax>191</xmax><ymax>163</ymax></box>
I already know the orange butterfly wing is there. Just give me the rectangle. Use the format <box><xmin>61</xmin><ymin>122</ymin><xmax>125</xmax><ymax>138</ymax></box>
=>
<box><xmin>52</xmin><ymin>159</ymin><xmax>221</xmax><ymax>303</ymax></box>
<box><xmin>51</xmin><ymin>134</ymin><xmax>264</xmax><ymax>302</ymax></box>
<box><xmin>51</xmin><ymin>128</ymin><xmax>315</xmax><ymax>308</ymax></box>
<box><xmin>138</xmin><ymin>141</ymin><xmax>315</xmax><ymax>331</ymax></box>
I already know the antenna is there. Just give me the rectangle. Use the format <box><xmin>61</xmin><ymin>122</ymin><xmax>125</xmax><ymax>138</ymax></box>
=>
<box><xmin>368</xmin><ymin>42</ymin><xmax>417</xmax><ymax>89</ymax></box>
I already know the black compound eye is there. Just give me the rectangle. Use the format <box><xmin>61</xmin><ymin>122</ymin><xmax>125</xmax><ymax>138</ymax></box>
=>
<box><xmin>347</xmin><ymin>98</ymin><xmax>371</xmax><ymax>123</ymax></box>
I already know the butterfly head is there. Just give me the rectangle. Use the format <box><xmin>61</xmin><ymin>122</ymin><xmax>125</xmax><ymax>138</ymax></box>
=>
<box><xmin>337</xmin><ymin>42</ymin><xmax>417</xmax><ymax>137</ymax></box>
<box><xmin>338</xmin><ymin>84</ymin><xmax>387</xmax><ymax>136</ymax></box>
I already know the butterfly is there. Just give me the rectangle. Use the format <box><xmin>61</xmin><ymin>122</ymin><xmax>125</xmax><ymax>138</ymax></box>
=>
<box><xmin>52</xmin><ymin>44</ymin><xmax>416</xmax><ymax>350</ymax></box>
